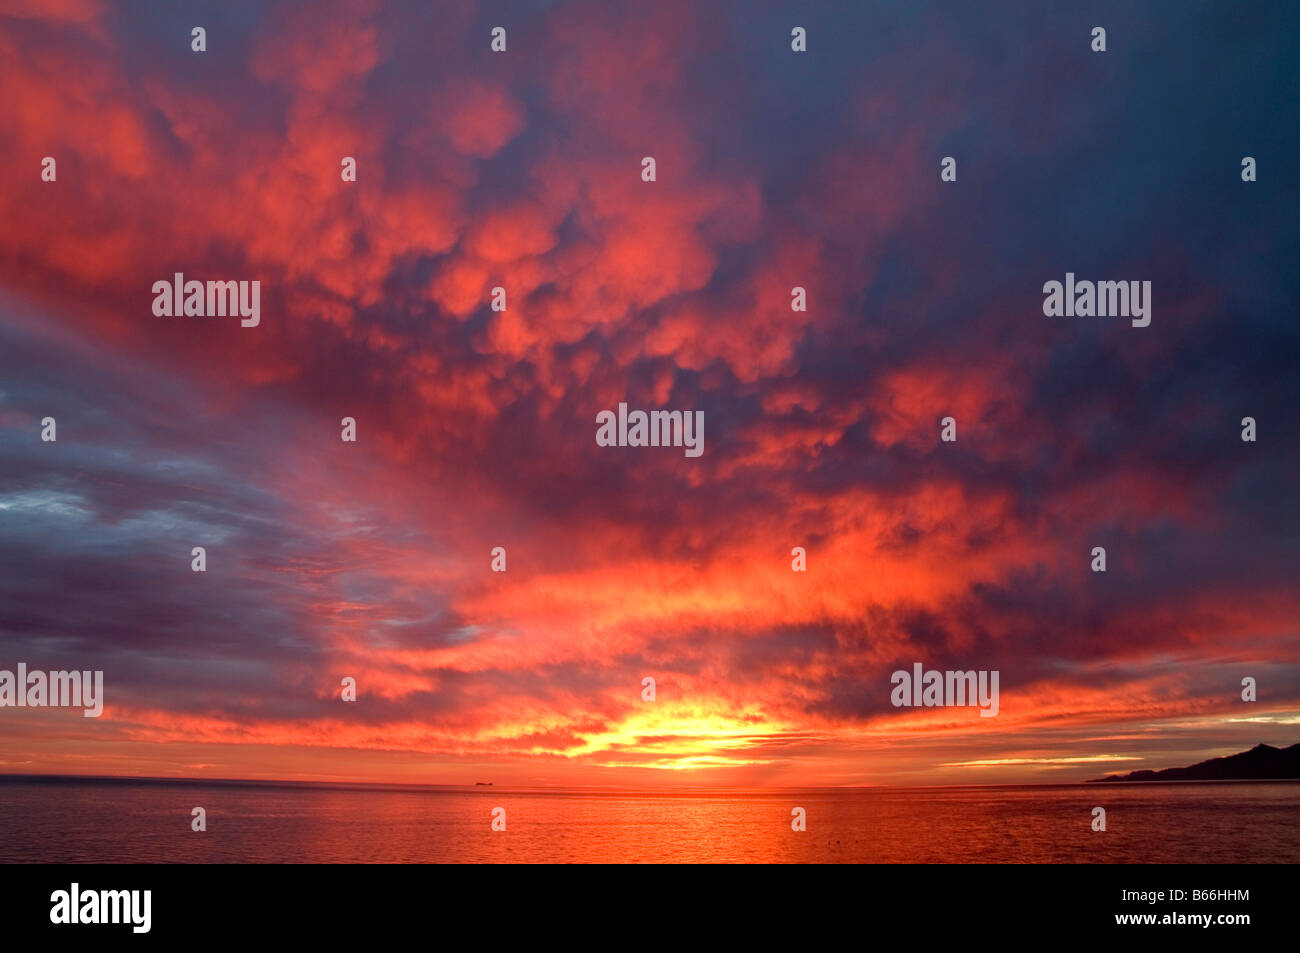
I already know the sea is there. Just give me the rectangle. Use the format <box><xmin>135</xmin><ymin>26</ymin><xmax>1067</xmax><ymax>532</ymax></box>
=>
<box><xmin>1</xmin><ymin>775</ymin><xmax>1296</xmax><ymax>863</ymax></box>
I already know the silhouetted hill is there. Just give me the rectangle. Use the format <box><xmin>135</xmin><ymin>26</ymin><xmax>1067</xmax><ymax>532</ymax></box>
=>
<box><xmin>1090</xmin><ymin>743</ymin><xmax>1300</xmax><ymax>782</ymax></box>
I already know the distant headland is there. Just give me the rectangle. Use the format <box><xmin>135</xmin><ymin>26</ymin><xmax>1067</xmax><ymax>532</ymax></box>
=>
<box><xmin>1090</xmin><ymin>743</ymin><xmax>1300</xmax><ymax>782</ymax></box>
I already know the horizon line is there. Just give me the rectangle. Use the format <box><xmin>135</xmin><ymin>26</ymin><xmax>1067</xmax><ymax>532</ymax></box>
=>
<box><xmin>2</xmin><ymin>770</ymin><xmax>1297</xmax><ymax>793</ymax></box>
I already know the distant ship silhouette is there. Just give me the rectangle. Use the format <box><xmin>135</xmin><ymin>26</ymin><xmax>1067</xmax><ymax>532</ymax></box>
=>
<box><xmin>475</xmin><ymin>782</ymin><xmax>493</xmax><ymax>786</ymax></box>
<box><xmin>1090</xmin><ymin>742</ymin><xmax>1300</xmax><ymax>782</ymax></box>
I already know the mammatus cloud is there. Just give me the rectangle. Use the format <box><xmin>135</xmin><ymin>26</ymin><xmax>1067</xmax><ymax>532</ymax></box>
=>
<box><xmin>0</xmin><ymin>0</ymin><xmax>1296</xmax><ymax>785</ymax></box>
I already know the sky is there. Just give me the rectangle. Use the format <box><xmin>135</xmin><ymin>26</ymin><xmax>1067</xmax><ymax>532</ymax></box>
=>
<box><xmin>0</xmin><ymin>0</ymin><xmax>1297</xmax><ymax>787</ymax></box>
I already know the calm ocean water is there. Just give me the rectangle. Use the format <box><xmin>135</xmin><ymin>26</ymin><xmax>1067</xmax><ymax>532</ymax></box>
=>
<box><xmin>1</xmin><ymin>777</ymin><xmax>1296</xmax><ymax>863</ymax></box>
